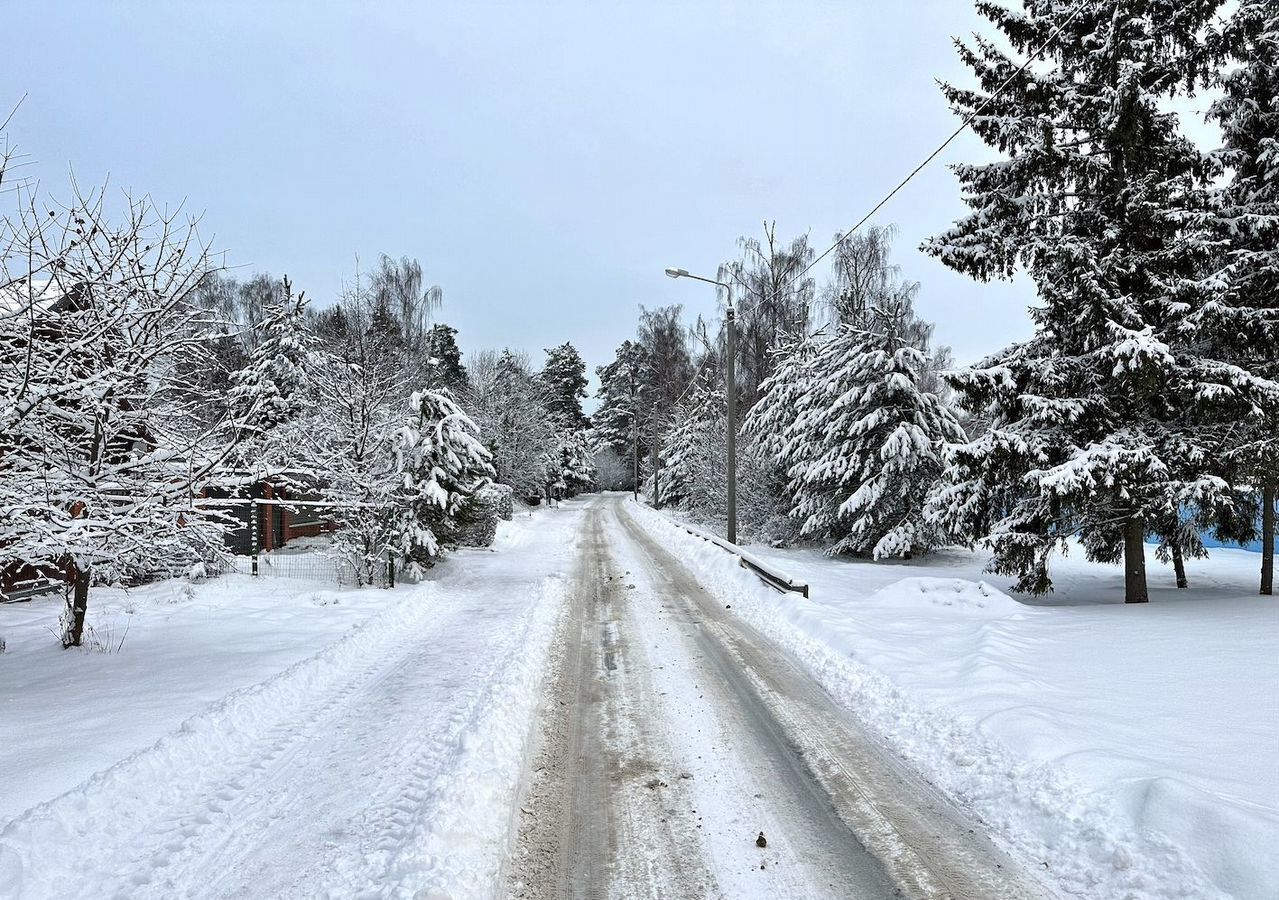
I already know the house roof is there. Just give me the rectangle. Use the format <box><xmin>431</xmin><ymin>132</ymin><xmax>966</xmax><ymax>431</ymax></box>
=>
<box><xmin>0</xmin><ymin>277</ymin><xmax>75</xmax><ymax>317</ymax></box>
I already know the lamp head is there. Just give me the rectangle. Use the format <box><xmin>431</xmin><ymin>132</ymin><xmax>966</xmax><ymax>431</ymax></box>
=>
<box><xmin>664</xmin><ymin>267</ymin><xmax>688</xmax><ymax>279</ymax></box>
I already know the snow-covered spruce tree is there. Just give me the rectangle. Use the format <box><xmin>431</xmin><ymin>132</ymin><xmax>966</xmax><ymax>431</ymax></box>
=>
<box><xmin>923</xmin><ymin>0</ymin><xmax>1233</xmax><ymax>602</ymax></box>
<box><xmin>540</xmin><ymin>342</ymin><xmax>590</xmax><ymax>431</ymax></box>
<box><xmin>661</xmin><ymin>367</ymin><xmax>726</xmax><ymax>510</ymax></box>
<box><xmin>390</xmin><ymin>389</ymin><xmax>494</xmax><ymax>574</ymax></box>
<box><xmin>750</xmin><ymin>294</ymin><xmax>965</xmax><ymax>558</ymax></box>
<box><xmin>1200</xmin><ymin>0</ymin><xmax>1279</xmax><ymax>594</ymax></box>
<box><xmin>0</xmin><ymin>180</ymin><xmax>227</xmax><ymax>645</ymax></box>
<box><xmin>744</xmin><ymin>332</ymin><xmax>820</xmax><ymax>491</ymax></box>
<box><xmin>553</xmin><ymin>427</ymin><xmax>596</xmax><ymax>496</ymax></box>
<box><xmin>592</xmin><ymin>339</ymin><xmax>651</xmax><ymax>490</ymax></box>
<box><xmin>224</xmin><ymin>276</ymin><xmax>317</xmax><ymax>481</ymax></box>
<box><xmin>424</xmin><ymin>323</ymin><xmax>468</xmax><ymax>391</ymax></box>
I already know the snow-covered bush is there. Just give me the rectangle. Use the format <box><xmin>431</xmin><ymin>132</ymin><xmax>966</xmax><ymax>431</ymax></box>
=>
<box><xmin>390</xmin><ymin>389</ymin><xmax>495</xmax><ymax>575</ymax></box>
<box><xmin>482</xmin><ymin>483</ymin><xmax>514</xmax><ymax>521</ymax></box>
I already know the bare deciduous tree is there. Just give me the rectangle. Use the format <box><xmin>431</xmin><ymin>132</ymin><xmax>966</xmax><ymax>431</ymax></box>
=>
<box><xmin>1</xmin><ymin>167</ymin><xmax>230</xmax><ymax>645</ymax></box>
<box><xmin>717</xmin><ymin>221</ymin><xmax>815</xmax><ymax>407</ymax></box>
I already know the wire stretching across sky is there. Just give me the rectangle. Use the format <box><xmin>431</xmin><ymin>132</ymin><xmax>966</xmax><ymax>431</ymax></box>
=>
<box><xmin>662</xmin><ymin>2</ymin><xmax>1089</xmax><ymax>420</ymax></box>
<box><xmin>754</xmin><ymin>0</ymin><xmax>1090</xmax><ymax>310</ymax></box>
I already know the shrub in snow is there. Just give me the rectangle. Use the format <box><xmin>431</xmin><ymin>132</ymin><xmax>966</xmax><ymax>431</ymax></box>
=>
<box><xmin>455</xmin><ymin>484</ymin><xmax>510</xmax><ymax>548</ymax></box>
<box><xmin>390</xmin><ymin>389</ymin><xmax>495</xmax><ymax>576</ymax></box>
<box><xmin>483</xmin><ymin>483</ymin><xmax>514</xmax><ymax>521</ymax></box>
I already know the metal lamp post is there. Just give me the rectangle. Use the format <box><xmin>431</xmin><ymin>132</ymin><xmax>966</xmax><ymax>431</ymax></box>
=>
<box><xmin>664</xmin><ymin>266</ymin><xmax>737</xmax><ymax>545</ymax></box>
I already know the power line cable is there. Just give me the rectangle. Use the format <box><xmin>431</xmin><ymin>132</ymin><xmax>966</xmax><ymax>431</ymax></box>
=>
<box><xmin>656</xmin><ymin>1</ymin><xmax>1090</xmax><ymax>451</ymax></box>
<box><xmin>759</xmin><ymin>0</ymin><xmax>1090</xmax><ymax>308</ymax></box>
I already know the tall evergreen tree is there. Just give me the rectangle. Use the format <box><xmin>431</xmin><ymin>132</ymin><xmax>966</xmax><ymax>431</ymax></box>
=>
<box><xmin>551</xmin><ymin>428</ymin><xmax>596</xmax><ymax>496</ymax></box>
<box><xmin>390</xmin><ymin>389</ymin><xmax>494</xmax><ymax>575</ymax></box>
<box><xmin>659</xmin><ymin>364</ymin><xmax>732</xmax><ymax>514</ymax></box>
<box><xmin>425</xmin><ymin>323</ymin><xmax>469</xmax><ymax>391</ymax></box>
<box><xmin>592</xmin><ymin>340</ymin><xmax>651</xmax><ymax>487</ymax></box>
<box><xmin>749</xmin><ymin>293</ymin><xmax>964</xmax><ymax>558</ymax></box>
<box><xmin>540</xmin><ymin>342</ymin><xmax>590</xmax><ymax>430</ymax></box>
<box><xmin>1201</xmin><ymin>0</ymin><xmax>1279</xmax><ymax>594</ymax></box>
<box><xmin>924</xmin><ymin>0</ymin><xmax>1234</xmax><ymax>601</ymax></box>
<box><xmin>225</xmin><ymin>277</ymin><xmax>316</xmax><ymax>477</ymax></box>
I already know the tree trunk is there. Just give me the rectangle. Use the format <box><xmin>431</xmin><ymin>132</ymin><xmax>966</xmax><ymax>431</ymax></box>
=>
<box><xmin>1124</xmin><ymin>515</ymin><xmax>1149</xmax><ymax>604</ymax></box>
<box><xmin>1262</xmin><ymin>482</ymin><xmax>1274</xmax><ymax>596</ymax></box>
<box><xmin>63</xmin><ymin>565</ymin><xmax>91</xmax><ymax>648</ymax></box>
<box><xmin>1171</xmin><ymin>539</ymin><xmax>1188</xmax><ymax>589</ymax></box>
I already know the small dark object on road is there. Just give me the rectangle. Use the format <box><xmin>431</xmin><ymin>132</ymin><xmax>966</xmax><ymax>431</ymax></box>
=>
<box><xmin>756</xmin><ymin>832</ymin><xmax>767</xmax><ymax>848</ymax></box>
<box><xmin>725</xmin><ymin>604</ymin><xmax>731</xmax><ymax>609</ymax></box>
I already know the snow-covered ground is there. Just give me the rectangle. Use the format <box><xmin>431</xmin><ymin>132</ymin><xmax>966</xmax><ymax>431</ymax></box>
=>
<box><xmin>0</xmin><ymin>502</ymin><xmax>579</xmax><ymax>899</ymax></box>
<box><xmin>630</xmin><ymin>502</ymin><xmax>1279</xmax><ymax>900</ymax></box>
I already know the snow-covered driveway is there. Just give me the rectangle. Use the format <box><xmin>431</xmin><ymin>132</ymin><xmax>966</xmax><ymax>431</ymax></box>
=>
<box><xmin>0</xmin><ymin>505</ymin><xmax>580</xmax><ymax>900</ymax></box>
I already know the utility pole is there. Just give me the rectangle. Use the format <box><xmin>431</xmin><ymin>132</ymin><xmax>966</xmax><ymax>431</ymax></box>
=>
<box><xmin>664</xmin><ymin>267</ymin><xmax>736</xmax><ymax>544</ymax></box>
<box><xmin>651</xmin><ymin>412</ymin><xmax>661</xmax><ymax>509</ymax></box>
<box><xmin>725</xmin><ymin>302</ymin><xmax>736</xmax><ymax>544</ymax></box>
<box><xmin>630</xmin><ymin>362</ymin><xmax>639</xmax><ymax>502</ymax></box>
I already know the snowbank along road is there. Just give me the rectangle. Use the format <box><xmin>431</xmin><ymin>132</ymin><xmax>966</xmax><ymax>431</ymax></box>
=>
<box><xmin>505</xmin><ymin>494</ymin><xmax>1052</xmax><ymax>900</ymax></box>
<box><xmin>2</xmin><ymin>494</ymin><xmax>1053</xmax><ymax>899</ymax></box>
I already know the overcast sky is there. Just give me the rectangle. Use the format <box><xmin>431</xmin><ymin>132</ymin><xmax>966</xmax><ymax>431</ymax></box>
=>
<box><xmin>1</xmin><ymin>1</ymin><xmax>1220</xmax><ymax>392</ymax></box>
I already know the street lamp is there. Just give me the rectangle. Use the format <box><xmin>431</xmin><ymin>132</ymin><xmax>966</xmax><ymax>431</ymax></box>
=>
<box><xmin>665</xmin><ymin>266</ymin><xmax>737</xmax><ymax>545</ymax></box>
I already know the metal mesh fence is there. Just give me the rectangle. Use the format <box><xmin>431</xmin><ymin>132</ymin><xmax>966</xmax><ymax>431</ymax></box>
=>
<box><xmin>205</xmin><ymin>498</ymin><xmax>395</xmax><ymax>589</ymax></box>
<box><xmin>225</xmin><ymin>539</ymin><xmax>387</xmax><ymax>588</ymax></box>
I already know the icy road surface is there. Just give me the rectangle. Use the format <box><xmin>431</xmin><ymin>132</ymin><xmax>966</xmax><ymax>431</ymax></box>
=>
<box><xmin>505</xmin><ymin>495</ymin><xmax>1050</xmax><ymax>899</ymax></box>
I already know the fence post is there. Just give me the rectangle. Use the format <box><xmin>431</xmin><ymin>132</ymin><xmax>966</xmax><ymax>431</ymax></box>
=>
<box><xmin>250</xmin><ymin>498</ymin><xmax>259</xmax><ymax>577</ymax></box>
<box><xmin>387</xmin><ymin>550</ymin><xmax>396</xmax><ymax>588</ymax></box>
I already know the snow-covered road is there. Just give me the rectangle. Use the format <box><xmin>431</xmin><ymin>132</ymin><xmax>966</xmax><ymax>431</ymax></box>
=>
<box><xmin>507</xmin><ymin>495</ymin><xmax>1049</xmax><ymax>899</ymax></box>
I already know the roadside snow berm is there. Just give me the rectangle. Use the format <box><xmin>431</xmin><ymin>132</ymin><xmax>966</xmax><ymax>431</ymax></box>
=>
<box><xmin>647</xmin><ymin>507</ymin><xmax>810</xmax><ymax>598</ymax></box>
